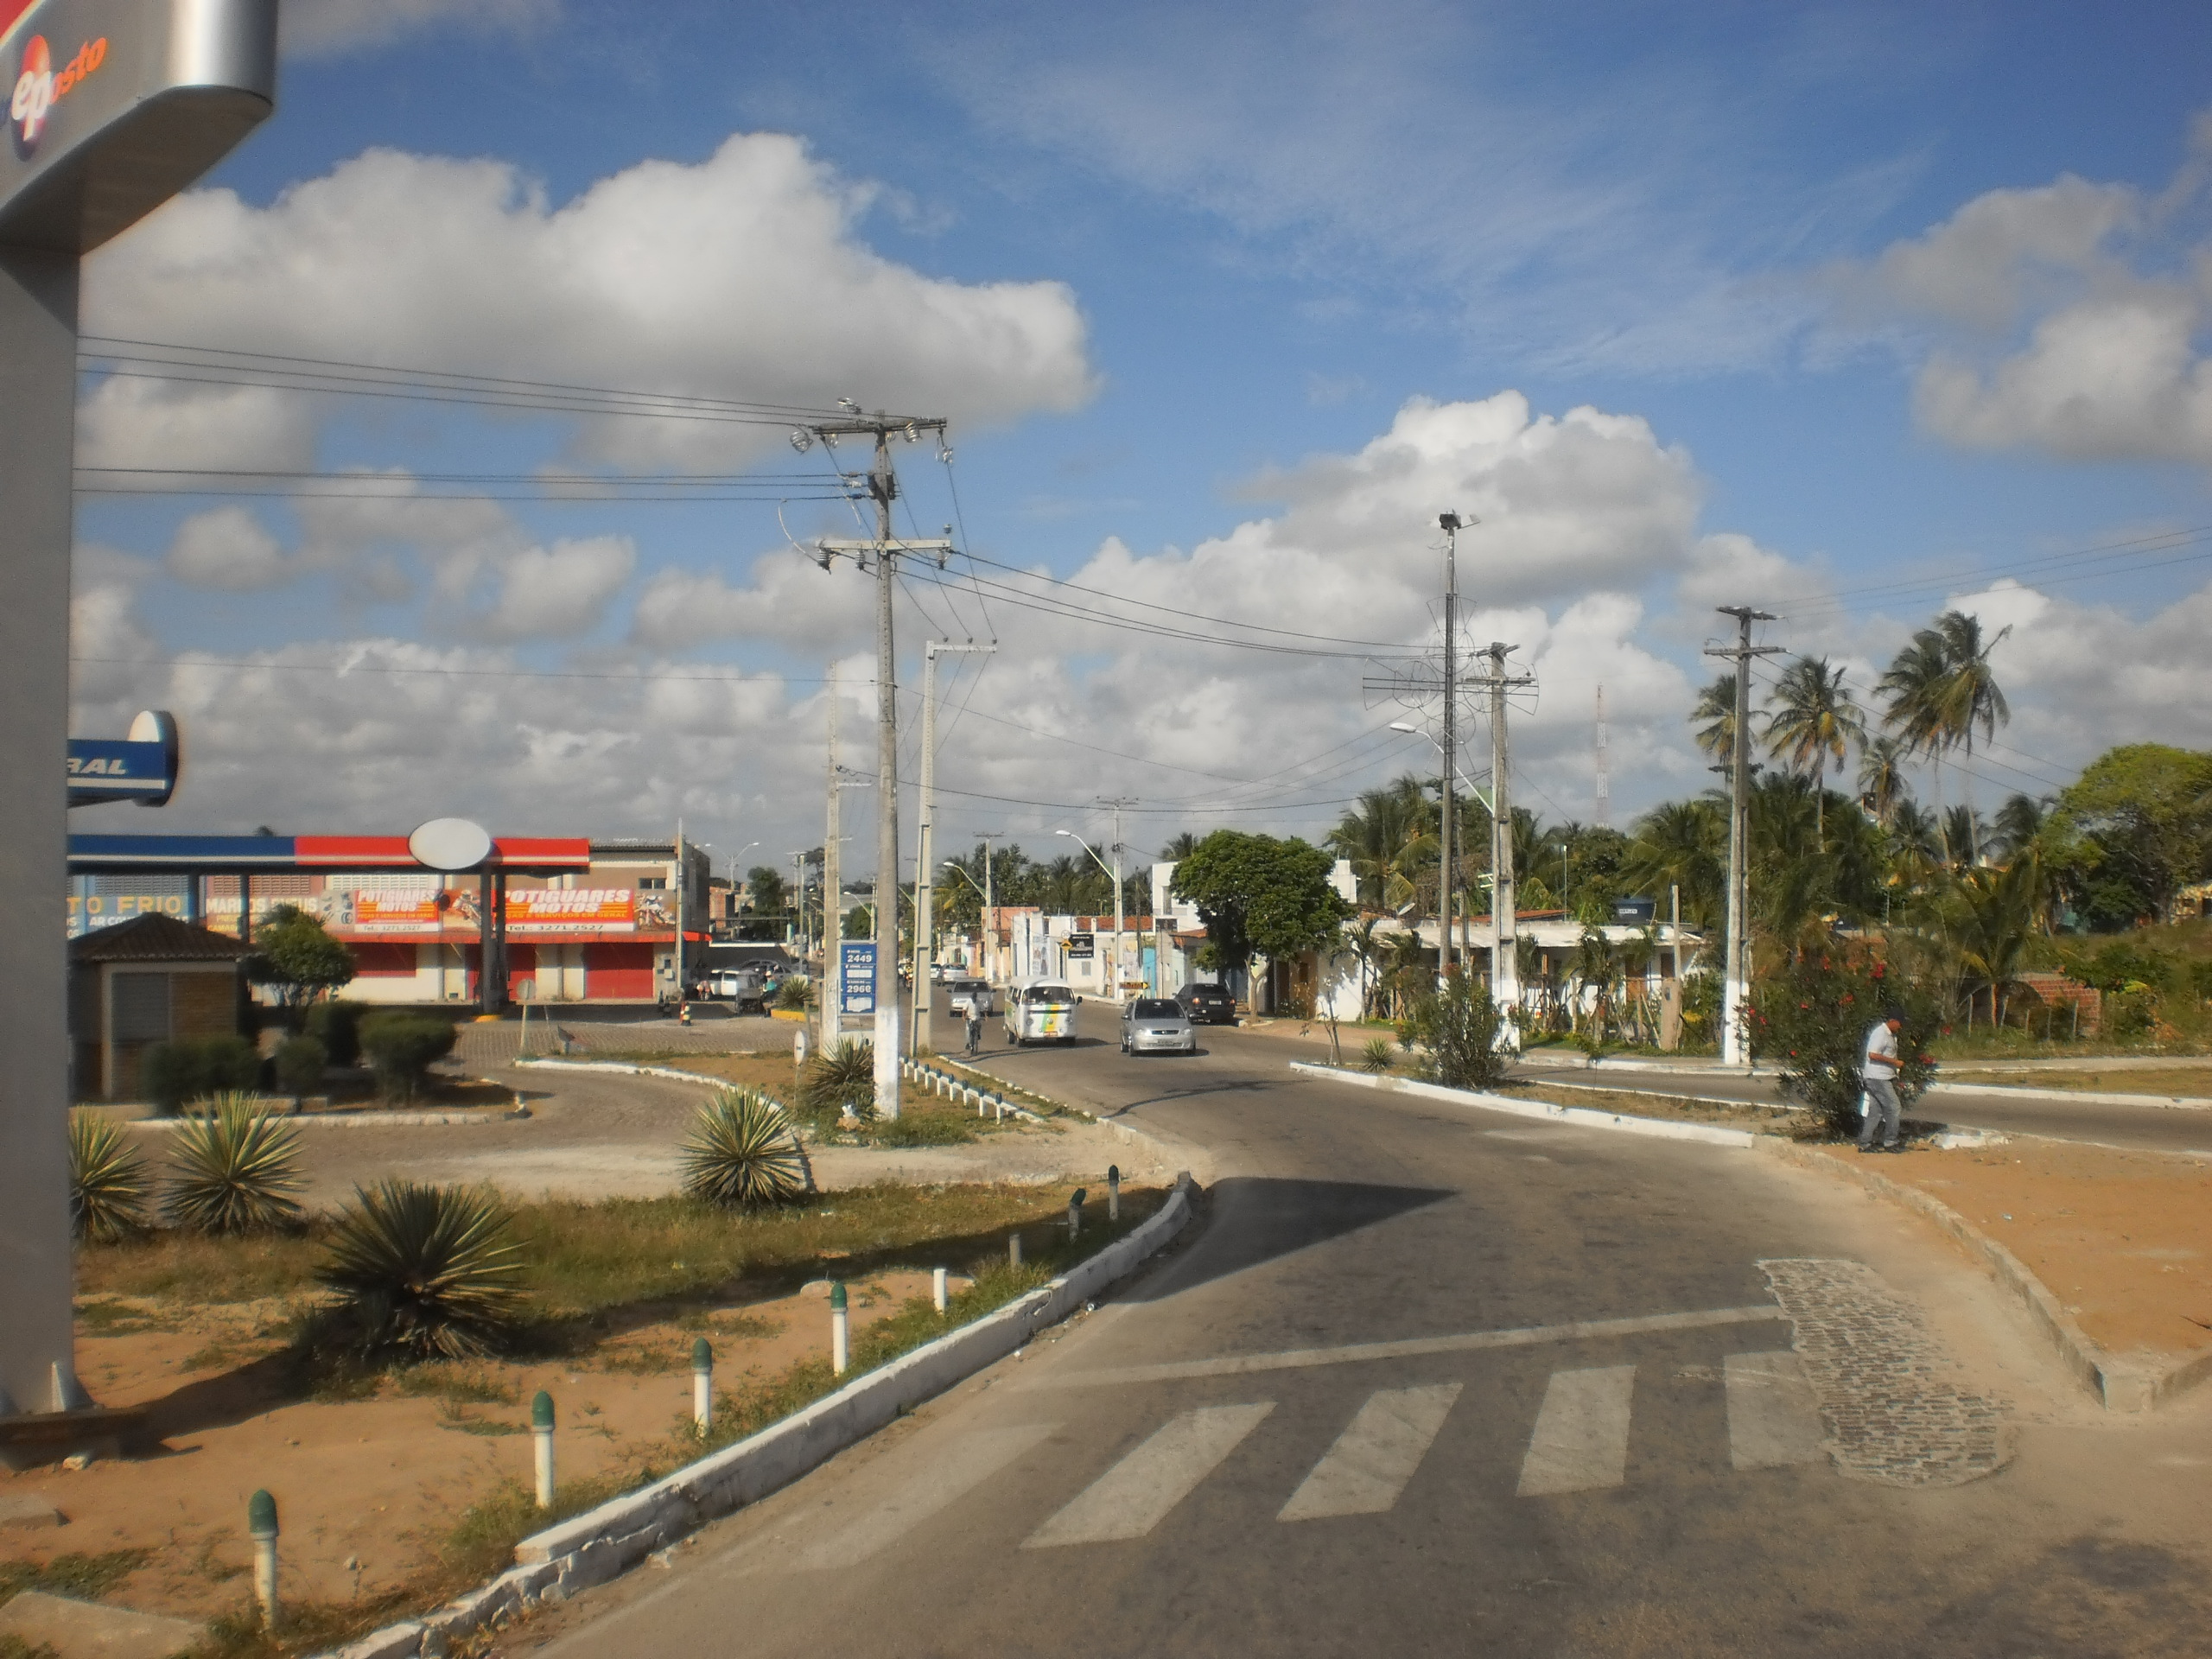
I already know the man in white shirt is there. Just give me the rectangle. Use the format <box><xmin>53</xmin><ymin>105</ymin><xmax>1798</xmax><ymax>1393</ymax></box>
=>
<box><xmin>1858</xmin><ymin>1006</ymin><xmax>1905</xmax><ymax>1153</ymax></box>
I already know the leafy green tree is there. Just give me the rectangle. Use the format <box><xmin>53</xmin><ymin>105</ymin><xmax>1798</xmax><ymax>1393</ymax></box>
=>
<box><xmin>1752</xmin><ymin>956</ymin><xmax>1940</xmax><ymax>1139</ymax></box>
<box><xmin>2052</xmin><ymin>743</ymin><xmax>2212</xmax><ymax>924</ymax></box>
<box><xmin>745</xmin><ymin>865</ymin><xmax>788</xmax><ymax>916</ymax></box>
<box><xmin>1401</xmin><ymin>976</ymin><xmax>1510</xmax><ymax>1090</ymax></box>
<box><xmin>245</xmin><ymin>904</ymin><xmax>356</xmax><ymax>1012</ymax></box>
<box><xmin>1171</xmin><ymin>830</ymin><xmax>1351</xmax><ymax>980</ymax></box>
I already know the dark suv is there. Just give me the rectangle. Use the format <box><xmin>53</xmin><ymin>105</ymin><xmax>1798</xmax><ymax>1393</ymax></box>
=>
<box><xmin>1176</xmin><ymin>982</ymin><xmax>1238</xmax><ymax>1025</ymax></box>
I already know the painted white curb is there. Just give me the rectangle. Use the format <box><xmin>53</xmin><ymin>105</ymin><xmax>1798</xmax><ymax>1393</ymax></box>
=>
<box><xmin>515</xmin><ymin>1058</ymin><xmax>727</xmax><ymax>1087</ymax></box>
<box><xmin>1927</xmin><ymin>1080</ymin><xmax>2212</xmax><ymax>1110</ymax></box>
<box><xmin>313</xmin><ymin>1173</ymin><xmax>1200</xmax><ymax>1659</ymax></box>
<box><xmin>1287</xmin><ymin>1062</ymin><xmax>1758</xmax><ymax>1148</ymax></box>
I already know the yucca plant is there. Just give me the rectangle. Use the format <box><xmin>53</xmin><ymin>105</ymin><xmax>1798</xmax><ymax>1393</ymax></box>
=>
<box><xmin>317</xmin><ymin>1180</ymin><xmax>526</xmax><ymax>1360</ymax></box>
<box><xmin>681</xmin><ymin>1089</ymin><xmax>809</xmax><ymax>1209</ymax></box>
<box><xmin>799</xmin><ymin>1039</ymin><xmax>876</xmax><ymax>1122</ymax></box>
<box><xmin>69</xmin><ymin>1109</ymin><xmax>151</xmax><ymax>1243</ymax></box>
<box><xmin>1360</xmin><ymin>1036</ymin><xmax>1395</xmax><ymax>1073</ymax></box>
<box><xmin>163</xmin><ymin>1092</ymin><xmax>305</xmax><ymax>1236</ymax></box>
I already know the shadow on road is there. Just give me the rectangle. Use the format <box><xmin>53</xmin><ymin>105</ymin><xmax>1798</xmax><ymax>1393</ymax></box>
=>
<box><xmin>1122</xmin><ymin>1175</ymin><xmax>1452</xmax><ymax>1303</ymax></box>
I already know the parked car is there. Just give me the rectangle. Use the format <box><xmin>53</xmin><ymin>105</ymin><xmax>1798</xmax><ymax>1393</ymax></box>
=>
<box><xmin>930</xmin><ymin>960</ymin><xmax>965</xmax><ymax>983</ymax></box>
<box><xmin>702</xmin><ymin>969</ymin><xmax>768</xmax><ymax>1012</ymax></box>
<box><xmin>1122</xmin><ymin>996</ymin><xmax>1196</xmax><ymax>1056</ymax></box>
<box><xmin>1004</xmin><ymin>979</ymin><xmax>1077</xmax><ymax>1046</ymax></box>
<box><xmin>1176</xmin><ymin>982</ymin><xmax>1239</xmax><ymax>1025</ymax></box>
<box><xmin>946</xmin><ymin>976</ymin><xmax>996</xmax><ymax>1018</ymax></box>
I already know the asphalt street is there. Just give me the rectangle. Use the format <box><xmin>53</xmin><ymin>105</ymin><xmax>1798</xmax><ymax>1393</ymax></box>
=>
<box><xmin>526</xmin><ymin>1000</ymin><xmax>2212</xmax><ymax>1657</ymax></box>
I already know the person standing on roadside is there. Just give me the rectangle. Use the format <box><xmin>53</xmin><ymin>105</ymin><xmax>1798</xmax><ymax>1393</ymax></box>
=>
<box><xmin>1859</xmin><ymin>1005</ymin><xmax>1905</xmax><ymax>1153</ymax></box>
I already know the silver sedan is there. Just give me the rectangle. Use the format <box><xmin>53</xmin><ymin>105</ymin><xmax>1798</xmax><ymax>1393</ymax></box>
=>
<box><xmin>1121</xmin><ymin>996</ymin><xmax>1197</xmax><ymax>1056</ymax></box>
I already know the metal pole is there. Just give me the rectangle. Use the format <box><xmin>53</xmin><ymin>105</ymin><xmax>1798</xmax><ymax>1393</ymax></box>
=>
<box><xmin>1489</xmin><ymin>644</ymin><xmax>1519</xmax><ymax>1020</ymax></box>
<box><xmin>1440</xmin><ymin>521</ymin><xmax>1456</xmax><ymax>978</ymax></box>
<box><xmin>870</xmin><ymin>433</ymin><xmax>903</xmax><ymax>1118</ymax></box>
<box><xmin>1711</xmin><ymin>607</ymin><xmax>1777</xmax><ymax>1067</ymax></box>
<box><xmin>822</xmin><ymin>671</ymin><xmax>841</xmax><ymax>1059</ymax></box>
<box><xmin>1112</xmin><ymin>801</ymin><xmax>1126</xmax><ymax>998</ymax></box>
<box><xmin>913</xmin><ymin>644</ymin><xmax>938</xmax><ymax>1054</ymax></box>
<box><xmin>674</xmin><ymin>815</ymin><xmax>685</xmax><ymax>1008</ymax></box>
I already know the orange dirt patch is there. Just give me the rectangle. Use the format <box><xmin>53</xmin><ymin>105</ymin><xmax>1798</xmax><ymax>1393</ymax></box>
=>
<box><xmin>1808</xmin><ymin>1140</ymin><xmax>2212</xmax><ymax>1363</ymax></box>
<box><xmin>0</xmin><ymin>1272</ymin><xmax>957</xmax><ymax>1628</ymax></box>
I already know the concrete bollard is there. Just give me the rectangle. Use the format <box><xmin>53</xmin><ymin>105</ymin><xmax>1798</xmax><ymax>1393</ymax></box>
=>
<box><xmin>531</xmin><ymin>1389</ymin><xmax>556</xmax><ymax>1509</ymax></box>
<box><xmin>1009</xmin><ymin>1232</ymin><xmax>1022</xmax><ymax>1268</ymax></box>
<box><xmin>994</xmin><ymin>1099</ymin><xmax>1004</xmax><ymax>1123</ymax></box>
<box><xmin>1068</xmin><ymin>1187</ymin><xmax>1086</xmax><ymax>1238</ymax></box>
<box><xmin>932</xmin><ymin>1266</ymin><xmax>948</xmax><ymax>1313</ymax></box>
<box><xmin>830</xmin><ymin>1281</ymin><xmax>849</xmax><ymax>1376</ymax></box>
<box><xmin>691</xmin><ymin>1338</ymin><xmax>713</xmax><ymax>1435</ymax></box>
<box><xmin>794</xmin><ymin>1029</ymin><xmax>809</xmax><ymax>1070</ymax></box>
<box><xmin>247</xmin><ymin>1489</ymin><xmax>280</xmax><ymax>1630</ymax></box>
<box><xmin>1108</xmin><ymin>1164</ymin><xmax>1121</xmax><ymax>1222</ymax></box>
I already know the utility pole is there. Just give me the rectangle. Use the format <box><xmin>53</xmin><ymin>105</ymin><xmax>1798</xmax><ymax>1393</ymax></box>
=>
<box><xmin>1595</xmin><ymin>683</ymin><xmax>1611</xmax><ymax>829</ymax></box>
<box><xmin>1100</xmin><ymin>797</ymin><xmax>1139</xmax><ymax>998</ymax></box>
<box><xmin>787</xmin><ymin>851</ymin><xmax>805</xmax><ymax>952</ymax></box>
<box><xmin>1436</xmin><ymin>514</ymin><xmax>1463</xmax><ymax>976</ymax></box>
<box><xmin>1706</xmin><ymin>607</ymin><xmax>1781</xmax><ymax>1068</ymax></box>
<box><xmin>912</xmin><ymin>640</ymin><xmax>995</xmax><ymax>1053</ymax></box>
<box><xmin>975</xmin><ymin>831</ymin><xmax>998</xmax><ymax>983</ymax></box>
<box><xmin>673</xmin><ymin>815</ymin><xmax>686</xmax><ymax>1007</ymax></box>
<box><xmin>798</xmin><ymin>408</ymin><xmax>952</xmax><ymax>1118</ymax></box>
<box><xmin>1473</xmin><ymin>642</ymin><xmax>1535</xmax><ymax>1027</ymax></box>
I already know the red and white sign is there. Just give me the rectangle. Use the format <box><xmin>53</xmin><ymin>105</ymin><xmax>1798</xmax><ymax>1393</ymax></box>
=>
<box><xmin>347</xmin><ymin>890</ymin><xmax>445</xmax><ymax>935</ymax></box>
<box><xmin>10</xmin><ymin>30</ymin><xmax>105</xmax><ymax>156</ymax></box>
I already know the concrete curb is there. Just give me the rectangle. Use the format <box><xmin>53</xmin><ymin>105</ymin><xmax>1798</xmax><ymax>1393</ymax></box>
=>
<box><xmin>514</xmin><ymin>1058</ymin><xmax>729</xmax><ymax>1088</ymax></box>
<box><xmin>130</xmin><ymin>1108</ymin><xmax>521</xmax><ymax>1128</ymax></box>
<box><xmin>1764</xmin><ymin>1141</ymin><xmax>2212</xmax><ymax>1413</ymax></box>
<box><xmin>1287</xmin><ymin>1063</ymin><xmax>1758</xmax><ymax>1149</ymax></box>
<box><xmin>1525</xmin><ymin>1075</ymin><xmax>1808</xmax><ymax>1115</ymax></box>
<box><xmin>1927</xmin><ymin>1080</ymin><xmax>2212</xmax><ymax>1110</ymax></box>
<box><xmin>313</xmin><ymin>1173</ymin><xmax>1202</xmax><ymax>1659</ymax></box>
<box><xmin>1516</xmin><ymin>1054</ymin><xmax>1770</xmax><ymax>1078</ymax></box>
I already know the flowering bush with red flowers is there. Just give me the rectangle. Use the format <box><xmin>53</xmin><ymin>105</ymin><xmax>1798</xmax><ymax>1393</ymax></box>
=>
<box><xmin>1752</xmin><ymin>955</ymin><xmax>1940</xmax><ymax>1139</ymax></box>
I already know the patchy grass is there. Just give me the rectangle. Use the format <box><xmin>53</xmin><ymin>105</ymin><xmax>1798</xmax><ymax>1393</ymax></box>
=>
<box><xmin>0</xmin><ymin>1550</ymin><xmax>150</xmax><ymax>1610</ymax></box>
<box><xmin>1943</xmin><ymin>1065</ymin><xmax>2212</xmax><ymax>1096</ymax></box>
<box><xmin>391</xmin><ymin>1364</ymin><xmax>520</xmax><ymax>1407</ymax></box>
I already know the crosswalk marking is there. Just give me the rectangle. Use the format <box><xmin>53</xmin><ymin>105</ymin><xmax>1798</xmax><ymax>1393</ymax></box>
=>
<box><xmin>1516</xmin><ymin>1365</ymin><xmax>1637</xmax><ymax>1497</ymax></box>
<box><xmin>1724</xmin><ymin>1351</ymin><xmax>1826</xmax><ymax>1470</ymax></box>
<box><xmin>798</xmin><ymin>1423</ymin><xmax>1058</xmax><ymax>1569</ymax></box>
<box><xmin>1023</xmin><ymin>1403</ymin><xmax>1274</xmax><ymax>1548</ymax></box>
<box><xmin>1278</xmin><ymin>1382</ymin><xmax>1462</xmax><ymax>1522</ymax></box>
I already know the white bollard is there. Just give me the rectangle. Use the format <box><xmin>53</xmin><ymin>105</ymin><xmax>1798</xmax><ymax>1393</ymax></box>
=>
<box><xmin>1108</xmin><ymin>1164</ymin><xmax>1121</xmax><ymax>1222</ymax></box>
<box><xmin>1008</xmin><ymin>1232</ymin><xmax>1022</xmax><ymax>1268</ymax></box>
<box><xmin>794</xmin><ymin>1028</ymin><xmax>809</xmax><ymax>1070</ymax></box>
<box><xmin>830</xmin><ymin>1281</ymin><xmax>849</xmax><ymax>1375</ymax></box>
<box><xmin>247</xmin><ymin>1490</ymin><xmax>280</xmax><ymax>1630</ymax></box>
<box><xmin>691</xmin><ymin>1338</ymin><xmax>713</xmax><ymax>1435</ymax></box>
<box><xmin>531</xmin><ymin>1389</ymin><xmax>556</xmax><ymax>1509</ymax></box>
<box><xmin>932</xmin><ymin>1266</ymin><xmax>948</xmax><ymax>1313</ymax></box>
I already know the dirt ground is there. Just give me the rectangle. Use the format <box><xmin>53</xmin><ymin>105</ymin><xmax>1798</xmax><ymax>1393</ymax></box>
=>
<box><xmin>1808</xmin><ymin>1139</ymin><xmax>2212</xmax><ymax>1363</ymax></box>
<box><xmin>2</xmin><ymin>1272</ymin><xmax>958</xmax><ymax>1627</ymax></box>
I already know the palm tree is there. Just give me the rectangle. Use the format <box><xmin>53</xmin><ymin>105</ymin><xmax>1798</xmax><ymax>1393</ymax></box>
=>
<box><xmin>1691</xmin><ymin>674</ymin><xmax>1744</xmax><ymax>770</ymax></box>
<box><xmin>1858</xmin><ymin>735</ymin><xmax>1910</xmax><ymax>827</ymax></box>
<box><xmin>1764</xmin><ymin>656</ymin><xmax>1866</xmax><ymax>847</ymax></box>
<box><xmin>1158</xmin><ymin>832</ymin><xmax>1202</xmax><ymax>862</ymax></box>
<box><xmin>1327</xmin><ymin>776</ymin><xmax>1435</xmax><ymax>912</ymax></box>
<box><xmin>1991</xmin><ymin>793</ymin><xmax>2050</xmax><ymax>861</ymax></box>
<box><xmin>1878</xmin><ymin>610</ymin><xmax>2011</xmax><ymax>864</ymax></box>
<box><xmin>1620</xmin><ymin>799</ymin><xmax>1726</xmax><ymax>931</ymax></box>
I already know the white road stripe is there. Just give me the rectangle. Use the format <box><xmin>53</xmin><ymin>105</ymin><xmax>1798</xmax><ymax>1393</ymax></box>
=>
<box><xmin>1023</xmin><ymin>1403</ymin><xmax>1274</xmax><ymax>1548</ymax></box>
<box><xmin>1724</xmin><ymin>1351</ymin><xmax>1827</xmax><ymax>1470</ymax></box>
<box><xmin>1279</xmin><ymin>1383</ymin><xmax>1462</xmax><ymax>1522</ymax></box>
<box><xmin>798</xmin><ymin>1423</ymin><xmax>1058</xmax><ymax>1569</ymax></box>
<box><xmin>1516</xmin><ymin>1365</ymin><xmax>1637</xmax><ymax>1497</ymax></box>
<box><xmin>1034</xmin><ymin>1304</ymin><xmax>1782</xmax><ymax>1389</ymax></box>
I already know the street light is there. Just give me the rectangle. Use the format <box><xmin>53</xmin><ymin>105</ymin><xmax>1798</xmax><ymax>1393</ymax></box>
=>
<box><xmin>1057</xmin><ymin>830</ymin><xmax>1123</xmax><ymax>1000</ymax></box>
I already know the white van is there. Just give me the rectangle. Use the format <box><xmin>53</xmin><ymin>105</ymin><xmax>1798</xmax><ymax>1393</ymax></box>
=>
<box><xmin>1004</xmin><ymin>979</ymin><xmax>1077</xmax><ymax>1046</ymax></box>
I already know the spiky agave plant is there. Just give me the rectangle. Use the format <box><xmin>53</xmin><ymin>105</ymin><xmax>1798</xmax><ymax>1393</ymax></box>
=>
<box><xmin>163</xmin><ymin>1092</ymin><xmax>305</xmax><ymax>1236</ymax></box>
<box><xmin>69</xmin><ymin>1109</ymin><xmax>151</xmax><ymax>1243</ymax></box>
<box><xmin>799</xmin><ymin>1039</ymin><xmax>876</xmax><ymax>1122</ymax></box>
<box><xmin>681</xmin><ymin>1089</ymin><xmax>809</xmax><ymax>1209</ymax></box>
<box><xmin>318</xmin><ymin>1180</ymin><xmax>526</xmax><ymax>1360</ymax></box>
<box><xmin>1360</xmin><ymin>1036</ymin><xmax>1395</xmax><ymax>1073</ymax></box>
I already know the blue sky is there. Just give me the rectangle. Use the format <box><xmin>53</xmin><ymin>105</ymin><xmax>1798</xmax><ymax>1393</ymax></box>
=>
<box><xmin>64</xmin><ymin>0</ymin><xmax>2212</xmax><ymax>873</ymax></box>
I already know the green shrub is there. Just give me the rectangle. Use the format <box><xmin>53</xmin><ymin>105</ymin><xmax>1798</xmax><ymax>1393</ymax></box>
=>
<box><xmin>1752</xmin><ymin>956</ymin><xmax>1941</xmax><ymax>1138</ymax></box>
<box><xmin>303</xmin><ymin>999</ymin><xmax>366</xmax><ymax>1067</ymax></box>
<box><xmin>1402</xmin><ymin>976</ymin><xmax>1510</xmax><ymax>1091</ymax></box>
<box><xmin>139</xmin><ymin>1033</ymin><xmax>259</xmax><ymax>1115</ymax></box>
<box><xmin>68</xmin><ymin>1109</ymin><xmax>150</xmax><ymax>1243</ymax></box>
<box><xmin>1359</xmin><ymin>1036</ymin><xmax>1395</xmax><ymax>1072</ymax></box>
<box><xmin>680</xmin><ymin>1089</ymin><xmax>809</xmax><ymax>1208</ymax></box>
<box><xmin>273</xmin><ymin>1033</ymin><xmax>327</xmax><ymax>1096</ymax></box>
<box><xmin>774</xmin><ymin>976</ymin><xmax>810</xmax><ymax>1011</ymax></box>
<box><xmin>316</xmin><ymin>1181</ymin><xmax>525</xmax><ymax>1360</ymax></box>
<box><xmin>162</xmin><ymin>1093</ymin><xmax>304</xmax><ymax>1235</ymax></box>
<box><xmin>359</xmin><ymin>1012</ymin><xmax>457</xmax><ymax>1102</ymax></box>
<box><xmin>798</xmin><ymin>1039</ymin><xmax>874</xmax><ymax>1123</ymax></box>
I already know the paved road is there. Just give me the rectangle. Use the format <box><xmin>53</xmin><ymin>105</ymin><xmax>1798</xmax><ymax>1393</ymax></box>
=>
<box><xmin>526</xmin><ymin>1001</ymin><xmax>2212</xmax><ymax>1657</ymax></box>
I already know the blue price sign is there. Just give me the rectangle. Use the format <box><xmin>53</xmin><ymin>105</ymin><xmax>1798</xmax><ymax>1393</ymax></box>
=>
<box><xmin>839</xmin><ymin>941</ymin><xmax>876</xmax><ymax>1015</ymax></box>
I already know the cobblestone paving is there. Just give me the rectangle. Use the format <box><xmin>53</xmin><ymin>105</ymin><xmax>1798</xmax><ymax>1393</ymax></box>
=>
<box><xmin>1759</xmin><ymin>1257</ymin><xmax>2010</xmax><ymax>1488</ymax></box>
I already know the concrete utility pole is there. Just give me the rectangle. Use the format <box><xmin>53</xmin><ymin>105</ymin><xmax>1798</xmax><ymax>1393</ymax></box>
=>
<box><xmin>975</xmin><ymin>831</ymin><xmax>997</xmax><ymax>983</ymax></box>
<box><xmin>788</xmin><ymin>851</ymin><xmax>806</xmax><ymax>952</ymax></box>
<box><xmin>1473</xmin><ymin>643</ymin><xmax>1535</xmax><ymax>1027</ymax></box>
<box><xmin>912</xmin><ymin>640</ymin><xmax>994</xmax><ymax>1053</ymax></box>
<box><xmin>1101</xmin><ymin>797</ymin><xmax>1138</xmax><ymax>997</ymax></box>
<box><xmin>673</xmin><ymin>815</ymin><xmax>685</xmax><ymax>1005</ymax></box>
<box><xmin>798</xmin><ymin>410</ymin><xmax>952</xmax><ymax>1117</ymax></box>
<box><xmin>1706</xmin><ymin>607</ymin><xmax>1780</xmax><ymax>1068</ymax></box>
<box><xmin>821</xmin><ymin>672</ymin><xmax>841</xmax><ymax>1057</ymax></box>
<box><xmin>1435</xmin><ymin>515</ymin><xmax>1464</xmax><ymax>976</ymax></box>
<box><xmin>1595</xmin><ymin>683</ymin><xmax>1611</xmax><ymax>829</ymax></box>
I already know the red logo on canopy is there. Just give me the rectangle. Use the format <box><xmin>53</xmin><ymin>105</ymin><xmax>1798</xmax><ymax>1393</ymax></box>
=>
<box><xmin>11</xmin><ymin>29</ymin><xmax>105</xmax><ymax>157</ymax></box>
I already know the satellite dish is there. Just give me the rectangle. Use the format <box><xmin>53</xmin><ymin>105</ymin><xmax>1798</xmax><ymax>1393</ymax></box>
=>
<box><xmin>409</xmin><ymin>817</ymin><xmax>493</xmax><ymax>872</ymax></box>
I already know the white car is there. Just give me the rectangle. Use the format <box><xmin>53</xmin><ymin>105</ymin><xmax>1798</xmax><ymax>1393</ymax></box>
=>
<box><xmin>947</xmin><ymin>977</ymin><xmax>996</xmax><ymax>1018</ymax></box>
<box><xmin>1004</xmin><ymin>979</ymin><xmax>1077</xmax><ymax>1046</ymax></box>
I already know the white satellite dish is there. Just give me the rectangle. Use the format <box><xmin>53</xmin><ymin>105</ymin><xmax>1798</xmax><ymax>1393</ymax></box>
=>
<box><xmin>409</xmin><ymin>817</ymin><xmax>493</xmax><ymax>872</ymax></box>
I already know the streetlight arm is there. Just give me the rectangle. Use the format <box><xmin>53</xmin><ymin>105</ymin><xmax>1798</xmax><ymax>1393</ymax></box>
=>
<box><xmin>1053</xmin><ymin>830</ymin><xmax>1116</xmax><ymax>884</ymax></box>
